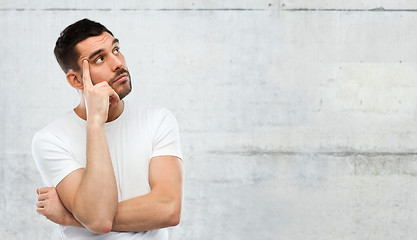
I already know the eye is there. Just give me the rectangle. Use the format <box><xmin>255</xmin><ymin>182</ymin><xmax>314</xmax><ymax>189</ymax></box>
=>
<box><xmin>95</xmin><ymin>56</ymin><xmax>104</xmax><ymax>63</ymax></box>
<box><xmin>113</xmin><ymin>48</ymin><xmax>120</xmax><ymax>54</ymax></box>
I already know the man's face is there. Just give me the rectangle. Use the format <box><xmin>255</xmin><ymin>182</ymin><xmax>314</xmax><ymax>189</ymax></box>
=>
<box><xmin>75</xmin><ymin>32</ymin><xmax>132</xmax><ymax>100</ymax></box>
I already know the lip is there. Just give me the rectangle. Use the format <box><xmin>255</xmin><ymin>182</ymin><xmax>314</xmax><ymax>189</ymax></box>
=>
<box><xmin>114</xmin><ymin>73</ymin><xmax>128</xmax><ymax>84</ymax></box>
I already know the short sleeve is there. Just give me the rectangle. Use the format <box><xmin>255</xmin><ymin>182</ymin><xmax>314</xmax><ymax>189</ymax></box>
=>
<box><xmin>150</xmin><ymin>108</ymin><xmax>183</xmax><ymax>160</ymax></box>
<box><xmin>32</xmin><ymin>131</ymin><xmax>84</xmax><ymax>187</ymax></box>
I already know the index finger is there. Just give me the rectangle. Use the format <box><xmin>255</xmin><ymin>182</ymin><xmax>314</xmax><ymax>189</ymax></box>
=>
<box><xmin>82</xmin><ymin>60</ymin><xmax>93</xmax><ymax>89</ymax></box>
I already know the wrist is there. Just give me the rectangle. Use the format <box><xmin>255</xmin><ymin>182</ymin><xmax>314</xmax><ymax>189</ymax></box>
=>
<box><xmin>86</xmin><ymin>111</ymin><xmax>108</xmax><ymax>125</ymax></box>
<box><xmin>87</xmin><ymin>118</ymin><xmax>105</xmax><ymax>129</ymax></box>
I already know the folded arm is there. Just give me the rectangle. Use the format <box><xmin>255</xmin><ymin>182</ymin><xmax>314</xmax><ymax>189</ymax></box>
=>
<box><xmin>37</xmin><ymin>155</ymin><xmax>183</xmax><ymax>232</ymax></box>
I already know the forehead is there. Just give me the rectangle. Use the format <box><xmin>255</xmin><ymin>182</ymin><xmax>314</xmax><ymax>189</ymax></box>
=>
<box><xmin>75</xmin><ymin>32</ymin><xmax>116</xmax><ymax>60</ymax></box>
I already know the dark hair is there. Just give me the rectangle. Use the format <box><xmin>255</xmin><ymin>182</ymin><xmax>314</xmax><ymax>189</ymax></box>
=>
<box><xmin>54</xmin><ymin>18</ymin><xmax>113</xmax><ymax>73</ymax></box>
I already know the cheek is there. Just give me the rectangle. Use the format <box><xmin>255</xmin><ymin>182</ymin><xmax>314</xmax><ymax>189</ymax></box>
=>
<box><xmin>119</xmin><ymin>54</ymin><xmax>127</xmax><ymax>66</ymax></box>
<box><xmin>89</xmin><ymin>69</ymin><xmax>107</xmax><ymax>84</ymax></box>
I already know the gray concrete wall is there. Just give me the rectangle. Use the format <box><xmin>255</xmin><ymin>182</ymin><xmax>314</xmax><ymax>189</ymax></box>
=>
<box><xmin>1</xmin><ymin>1</ymin><xmax>417</xmax><ymax>239</ymax></box>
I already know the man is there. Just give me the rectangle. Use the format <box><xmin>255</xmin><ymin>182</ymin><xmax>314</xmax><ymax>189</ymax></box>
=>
<box><xmin>32</xmin><ymin>19</ymin><xmax>183</xmax><ymax>239</ymax></box>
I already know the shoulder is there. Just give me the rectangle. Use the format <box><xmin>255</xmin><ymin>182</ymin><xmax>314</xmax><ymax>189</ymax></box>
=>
<box><xmin>32</xmin><ymin>111</ymin><xmax>80</xmax><ymax>146</ymax></box>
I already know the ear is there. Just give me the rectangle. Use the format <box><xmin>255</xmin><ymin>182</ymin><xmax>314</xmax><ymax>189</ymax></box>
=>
<box><xmin>66</xmin><ymin>70</ymin><xmax>83</xmax><ymax>90</ymax></box>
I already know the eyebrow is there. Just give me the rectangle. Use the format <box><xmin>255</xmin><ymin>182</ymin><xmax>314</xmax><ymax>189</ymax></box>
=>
<box><xmin>88</xmin><ymin>38</ymin><xmax>120</xmax><ymax>61</ymax></box>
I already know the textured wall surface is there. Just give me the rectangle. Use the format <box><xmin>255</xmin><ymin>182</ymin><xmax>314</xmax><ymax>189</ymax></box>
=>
<box><xmin>1</xmin><ymin>1</ymin><xmax>417</xmax><ymax>239</ymax></box>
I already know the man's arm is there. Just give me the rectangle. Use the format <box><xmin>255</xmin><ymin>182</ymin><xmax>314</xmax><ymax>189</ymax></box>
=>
<box><xmin>54</xmin><ymin>60</ymin><xmax>120</xmax><ymax>234</ymax></box>
<box><xmin>112</xmin><ymin>155</ymin><xmax>183</xmax><ymax>231</ymax></box>
<box><xmin>36</xmin><ymin>155</ymin><xmax>183</xmax><ymax>232</ymax></box>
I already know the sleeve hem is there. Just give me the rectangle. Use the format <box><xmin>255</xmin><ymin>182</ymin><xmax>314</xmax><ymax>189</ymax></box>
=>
<box><xmin>150</xmin><ymin>152</ymin><xmax>183</xmax><ymax>162</ymax></box>
<box><xmin>52</xmin><ymin>165</ymin><xmax>85</xmax><ymax>187</ymax></box>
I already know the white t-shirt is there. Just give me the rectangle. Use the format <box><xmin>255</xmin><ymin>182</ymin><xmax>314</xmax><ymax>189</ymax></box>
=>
<box><xmin>32</xmin><ymin>102</ymin><xmax>182</xmax><ymax>240</ymax></box>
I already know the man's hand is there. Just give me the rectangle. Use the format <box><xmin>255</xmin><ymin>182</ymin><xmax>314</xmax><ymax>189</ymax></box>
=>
<box><xmin>82</xmin><ymin>60</ymin><xmax>120</xmax><ymax>124</ymax></box>
<box><xmin>36</xmin><ymin>187</ymin><xmax>78</xmax><ymax>226</ymax></box>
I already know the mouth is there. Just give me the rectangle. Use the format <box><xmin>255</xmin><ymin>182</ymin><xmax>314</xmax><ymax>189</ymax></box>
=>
<box><xmin>113</xmin><ymin>73</ymin><xmax>128</xmax><ymax>84</ymax></box>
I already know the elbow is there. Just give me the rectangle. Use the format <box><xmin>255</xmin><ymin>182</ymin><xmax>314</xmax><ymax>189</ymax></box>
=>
<box><xmin>86</xmin><ymin>220</ymin><xmax>113</xmax><ymax>234</ymax></box>
<box><xmin>167</xmin><ymin>211</ymin><xmax>181</xmax><ymax>227</ymax></box>
<box><xmin>166</xmin><ymin>203</ymin><xmax>182</xmax><ymax>227</ymax></box>
<box><xmin>72</xmin><ymin>199</ymin><xmax>117</xmax><ymax>234</ymax></box>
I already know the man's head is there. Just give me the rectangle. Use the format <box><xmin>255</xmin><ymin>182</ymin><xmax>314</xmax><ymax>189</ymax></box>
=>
<box><xmin>54</xmin><ymin>19</ymin><xmax>131</xmax><ymax>100</ymax></box>
<box><xmin>54</xmin><ymin>19</ymin><xmax>113</xmax><ymax>73</ymax></box>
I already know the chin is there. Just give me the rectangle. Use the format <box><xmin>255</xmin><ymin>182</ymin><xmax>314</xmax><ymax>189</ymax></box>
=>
<box><xmin>117</xmin><ymin>83</ymin><xmax>132</xmax><ymax>100</ymax></box>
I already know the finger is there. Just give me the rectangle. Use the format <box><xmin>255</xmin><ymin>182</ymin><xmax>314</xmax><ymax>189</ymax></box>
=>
<box><xmin>96</xmin><ymin>83</ymin><xmax>119</xmax><ymax>106</ymax></box>
<box><xmin>82</xmin><ymin>60</ymin><xmax>93</xmax><ymax>90</ymax></box>
<box><xmin>36</xmin><ymin>189</ymin><xmax>39</xmax><ymax>195</ymax></box>
<box><xmin>38</xmin><ymin>187</ymin><xmax>54</xmax><ymax>194</ymax></box>
<box><xmin>36</xmin><ymin>207</ymin><xmax>46</xmax><ymax>215</ymax></box>
<box><xmin>36</xmin><ymin>201</ymin><xmax>45</xmax><ymax>208</ymax></box>
<box><xmin>108</xmin><ymin>88</ymin><xmax>120</xmax><ymax>106</ymax></box>
<box><xmin>37</xmin><ymin>194</ymin><xmax>47</xmax><ymax>201</ymax></box>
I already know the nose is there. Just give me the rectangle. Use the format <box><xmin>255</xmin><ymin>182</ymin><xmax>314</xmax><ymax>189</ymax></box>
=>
<box><xmin>110</xmin><ymin>54</ymin><xmax>123</xmax><ymax>72</ymax></box>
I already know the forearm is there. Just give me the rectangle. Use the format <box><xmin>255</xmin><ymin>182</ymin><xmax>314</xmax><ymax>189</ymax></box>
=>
<box><xmin>64</xmin><ymin>192</ymin><xmax>180</xmax><ymax>232</ymax></box>
<box><xmin>73</xmin><ymin>122</ymin><xmax>118</xmax><ymax>232</ymax></box>
<box><xmin>112</xmin><ymin>191</ymin><xmax>181</xmax><ymax>232</ymax></box>
<box><xmin>63</xmin><ymin>213</ymin><xmax>84</xmax><ymax>228</ymax></box>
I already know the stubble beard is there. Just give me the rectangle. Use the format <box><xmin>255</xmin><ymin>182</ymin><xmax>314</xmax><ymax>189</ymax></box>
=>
<box><xmin>111</xmin><ymin>69</ymin><xmax>132</xmax><ymax>100</ymax></box>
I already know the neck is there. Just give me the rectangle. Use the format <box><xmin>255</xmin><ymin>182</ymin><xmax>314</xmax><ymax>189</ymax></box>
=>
<box><xmin>74</xmin><ymin>99</ymin><xmax>125</xmax><ymax>123</ymax></box>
